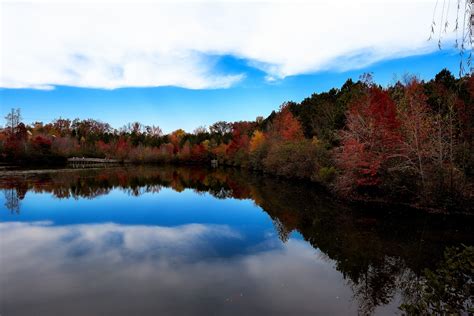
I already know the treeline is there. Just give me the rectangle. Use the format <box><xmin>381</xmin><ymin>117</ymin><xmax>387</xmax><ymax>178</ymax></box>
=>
<box><xmin>1</xmin><ymin>70</ymin><xmax>473</xmax><ymax>211</ymax></box>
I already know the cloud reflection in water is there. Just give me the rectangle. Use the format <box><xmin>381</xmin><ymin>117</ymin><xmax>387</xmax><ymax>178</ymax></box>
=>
<box><xmin>0</xmin><ymin>221</ymin><xmax>366</xmax><ymax>316</ymax></box>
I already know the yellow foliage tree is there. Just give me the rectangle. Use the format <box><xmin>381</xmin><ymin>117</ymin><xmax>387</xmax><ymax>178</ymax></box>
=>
<box><xmin>249</xmin><ymin>130</ymin><xmax>266</xmax><ymax>152</ymax></box>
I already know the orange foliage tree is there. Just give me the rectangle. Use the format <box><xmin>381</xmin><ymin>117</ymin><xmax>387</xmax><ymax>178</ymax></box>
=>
<box><xmin>249</xmin><ymin>130</ymin><xmax>266</xmax><ymax>152</ymax></box>
<box><xmin>270</xmin><ymin>104</ymin><xmax>304</xmax><ymax>141</ymax></box>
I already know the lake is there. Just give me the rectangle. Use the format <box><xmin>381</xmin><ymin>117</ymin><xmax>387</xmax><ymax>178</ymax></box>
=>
<box><xmin>0</xmin><ymin>166</ymin><xmax>472</xmax><ymax>315</ymax></box>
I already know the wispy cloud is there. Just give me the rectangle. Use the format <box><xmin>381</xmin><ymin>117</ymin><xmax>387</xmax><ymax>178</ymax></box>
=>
<box><xmin>1</xmin><ymin>1</ymin><xmax>454</xmax><ymax>90</ymax></box>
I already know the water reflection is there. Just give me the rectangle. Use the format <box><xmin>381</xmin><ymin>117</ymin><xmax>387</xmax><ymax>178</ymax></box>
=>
<box><xmin>3</xmin><ymin>188</ymin><xmax>20</xmax><ymax>213</ymax></box>
<box><xmin>0</xmin><ymin>166</ymin><xmax>472</xmax><ymax>315</ymax></box>
<box><xmin>1</xmin><ymin>221</ymin><xmax>358</xmax><ymax>315</ymax></box>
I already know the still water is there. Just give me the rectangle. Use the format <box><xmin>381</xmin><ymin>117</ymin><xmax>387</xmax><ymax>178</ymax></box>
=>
<box><xmin>0</xmin><ymin>166</ymin><xmax>472</xmax><ymax>315</ymax></box>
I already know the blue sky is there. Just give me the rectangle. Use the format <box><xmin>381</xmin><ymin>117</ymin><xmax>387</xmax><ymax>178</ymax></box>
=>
<box><xmin>0</xmin><ymin>1</ymin><xmax>466</xmax><ymax>133</ymax></box>
<box><xmin>0</xmin><ymin>50</ymin><xmax>460</xmax><ymax>133</ymax></box>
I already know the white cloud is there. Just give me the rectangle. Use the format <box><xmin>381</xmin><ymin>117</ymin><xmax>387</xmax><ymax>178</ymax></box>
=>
<box><xmin>0</xmin><ymin>0</ymin><xmax>455</xmax><ymax>89</ymax></box>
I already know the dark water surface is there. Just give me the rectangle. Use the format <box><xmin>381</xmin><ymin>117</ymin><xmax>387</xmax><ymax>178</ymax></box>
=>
<box><xmin>0</xmin><ymin>166</ymin><xmax>472</xmax><ymax>315</ymax></box>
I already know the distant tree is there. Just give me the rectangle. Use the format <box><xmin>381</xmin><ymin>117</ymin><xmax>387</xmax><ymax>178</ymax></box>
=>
<box><xmin>145</xmin><ymin>125</ymin><xmax>163</xmax><ymax>137</ymax></box>
<box><xmin>159</xmin><ymin>143</ymin><xmax>175</xmax><ymax>160</ymax></box>
<box><xmin>226</xmin><ymin>121</ymin><xmax>254</xmax><ymax>157</ymax></box>
<box><xmin>130</xmin><ymin>122</ymin><xmax>143</xmax><ymax>134</ymax></box>
<box><xmin>169</xmin><ymin>129</ymin><xmax>186</xmax><ymax>153</ymax></box>
<box><xmin>179</xmin><ymin>140</ymin><xmax>191</xmax><ymax>160</ymax></box>
<box><xmin>249</xmin><ymin>130</ymin><xmax>266</xmax><ymax>152</ymax></box>
<box><xmin>190</xmin><ymin>143</ymin><xmax>208</xmax><ymax>162</ymax></box>
<box><xmin>5</xmin><ymin>108</ymin><xmax>21</xmax><ymax>136</ymax></box>
<box><xmin>113</xmin><ymin>137</ymin><xmax>131</xmax><ymax>161</ymax></box>
<box><xmin>209</xmin><ymin>121</ymin><xmax>232</xmax><ymax>135</ymax></box>
<box><xmin>193</xmin><ymin>125</ymin><xmax>207</xmax><ymax>135</ymax></box>
<box><xmin>52</xmin><ymin>118</ymin><xmax>71</xmax><ymax>137</ymax></box>
<box><xmin>269</xmin><ymin>103</ymin><xmax>304</xmax><ymax>141</ymax></box>
<box><xmin>263</xmin><ymin>140</ymin><xmax>318</xmax><ymax>179</ymax></box>
<box><xmin>31</xmin><ymin>135</ymin><xmax>52</xmax><ymax>154</ymax></box>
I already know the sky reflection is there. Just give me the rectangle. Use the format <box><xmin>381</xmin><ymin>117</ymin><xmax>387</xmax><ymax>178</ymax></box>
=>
<box><xmin>0</xmin><ymin>220</ymin><xmax>373</xmax><ymax>316</ymax></box>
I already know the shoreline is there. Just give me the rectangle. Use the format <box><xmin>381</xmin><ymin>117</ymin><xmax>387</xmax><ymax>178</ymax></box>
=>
<box><xmin>1</xmin><ymin>162</ymin><xmax>472</xmax><ymax>216</ymax></box>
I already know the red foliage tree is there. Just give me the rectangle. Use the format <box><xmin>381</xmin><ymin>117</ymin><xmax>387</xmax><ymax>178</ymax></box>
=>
<box><xmin>96</xmin><ymin>140</ymin><xmax>111</xmax><ymax>157</ymax></box>
<box><xmin>226</xmin><ymin>122</ymin><xmax>254</xmax><ymax>156</ymax></box>
<box><xmin>190</xmin><ymin>143</ymin><xmax>207</xmax><ymax>162</ymax></box>
<box><xmin>338</xmin><ymin>87</ymin><xmax>402</xmax><ymax>194</ymax></box>
<box><xmin>31</xmin><ymin>135</ymin><xmax>52</xmax><ymax>150</ymax></box>
<box><xmin>114</xmin><ymin>137</ymin><xmax>131</xmax><ymax>161</ymax></box>
<box><xmin>270</xmin><ymin>104</ymin><xmax>304</xmax><ymax>141</ymax></box>
<box><xmin>159</xmin><ymin>143</ymin><xmax>175</xmax><ymax>159</ymax></box>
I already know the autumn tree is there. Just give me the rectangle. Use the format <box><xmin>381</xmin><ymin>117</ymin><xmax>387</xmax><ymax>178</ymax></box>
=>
<box><xmin>52</xmin><ymin>118</ymin><xmax>71</xmax><ymax>137</ymax></box>
<box><xmin>159</xmin><ymin>143</ymin><xmax>175</xmax><ymax>161</ymax></box>
<box><xmin>337</xmin><ymin>87</ymin><xmax>403</xmax><ymax>196</ymax></box>
<box><xmin>227</xmin><ymin>122</ymin><xmax>254</xmax><ymax>155</ymax></box>
<box><xmin>248</xmin><ymin>130</ymin><xmax>268</xmax><ymax>169</ymax></box>
<box><xmin>397</xmin><ymin>80</ymin><xmax>435</xmax><ymax>193</ymax></box>
<box><xmin>5</xmin><ymin>108</ymin><xmax>22</xmax><ymax>136</ymax></box>
<box><xmin>209</xmin><ymin>121</ymin><xmax>232</xmax><ymax>144</ymax></box>
<box><xmin>31</xmin><ymin>135</ymin><xmax>52</xmax><ymax>155</ymax></box>
<box><xmin>268</xmin><ymin>103</ymin><xmax>304</xmax><ymax>141</ymax></box>
<box><xmin>193</xmin><ymin>126</ymin><xmax>207</xmax><ymax>135</ymax></box>
<box><xmin>145</xmin><ymin>125</ymin><xmax>163</xmax><ymax>138</ymax></box>
<box><xmin>190</xmin><ymin>143</ymin><xmax>208</xmax><ymax>162</ymax></box>
<box><xmin>211</xmin><ymin>142</ymin><xmax>229</xmax><ymax>163</ymax></box>
<box><xmin>179</xmin><ymin>140</ymin><xmax>191</xmax><ymax>160</ymax></box>
<box><xmin>113</xmin><ymin>137</ymin><xmax>131</xmax><ymax>161</ymax></box>
<box><xmin>169</xmin><ymin>129</ymin><xmax>186</xmax><ymax>154</ymax></box>
<box><xmin>263</xmin><ymin>140</ymin><xmax>318</xmax><ymax>179</ymax></box>
<box><xmin>209</xmin><ymin>121</ymin><xmax>232</xmax><ymax>135</ymax></box>
<box><xmin>249</xmin><ymin>130</ymin><xmax>266</xmax><ymax>152</ymax></box>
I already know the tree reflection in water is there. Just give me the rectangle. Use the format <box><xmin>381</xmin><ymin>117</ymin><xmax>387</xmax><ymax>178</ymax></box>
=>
<box><xmin>1</xmin><ymin>166</ymin><xmax>472</xmax><ymax>314</ymax></box>
<box><xmin>3</xmin><ymin>188</ymin><xmax>20</xmax><ymax>214</ymax></box>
